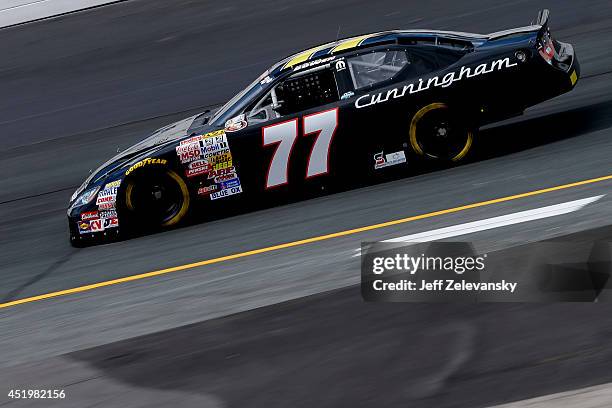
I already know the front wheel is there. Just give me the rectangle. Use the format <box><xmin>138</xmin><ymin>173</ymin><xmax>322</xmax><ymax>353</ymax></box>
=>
<box><xmin>122</xmin><ymin>168</ymin><xmax>191</xmax><ymax>230</ymax></box>
<box><xmin>409</xmin><ymin>103</ymin><xmax>474</xmax><ymax>162</ymax></box>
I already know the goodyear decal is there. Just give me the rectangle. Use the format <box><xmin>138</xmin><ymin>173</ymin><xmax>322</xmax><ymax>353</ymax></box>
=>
<box><xmin>125</xmin><ymin>158</ymin><xmax>168</xmax><ymax>176</ymax></box>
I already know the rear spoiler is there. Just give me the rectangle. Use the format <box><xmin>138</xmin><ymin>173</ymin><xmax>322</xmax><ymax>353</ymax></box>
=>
<box><xmin>534</xmin><ymin>9</ymin><xmax>550</xmax><ymax>27</ymax></box>
<box><xmin>486</xmin><ymin>9</ymin><xmax>550</xmax><ymax>41</ymax></box>
<box><xmin>533</xmin><ymin>9</ymin><xmax>550</xmax><ymax>39</ymax></box>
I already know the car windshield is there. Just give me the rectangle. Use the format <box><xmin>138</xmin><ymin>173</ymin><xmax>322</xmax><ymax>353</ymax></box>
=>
<box><xmin>210</xmin><ymin>70</ymin><xmax>272</xmax><ymax>126</ymax></box>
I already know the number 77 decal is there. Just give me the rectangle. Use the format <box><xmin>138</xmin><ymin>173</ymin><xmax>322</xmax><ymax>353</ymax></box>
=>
<box><xmin>262</xmin><ymin>108</ymin><xmax>338</xmax><ymax>189</ymax></box>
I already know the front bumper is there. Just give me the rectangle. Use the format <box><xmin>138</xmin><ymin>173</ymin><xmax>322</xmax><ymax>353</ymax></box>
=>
<box><xmin>68</xmin><ymin>212</ymin><xmax>122</xmax><ymax>246</ymax></box>
<box><xmin>67</xmin><ymin>199</ymin><xmax>122</xmax><ymax>246</ymax></box>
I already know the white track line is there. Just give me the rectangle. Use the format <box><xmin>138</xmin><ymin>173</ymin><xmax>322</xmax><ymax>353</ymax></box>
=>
<box><xmin>353</xmin><ymin>195</ymin><xmax>604</xmax><ymax>257</ymax></box>
<box><xmin>489</xmin><ymin>382</ymin><xmax>612</xmax><ymax>407</ymax></box>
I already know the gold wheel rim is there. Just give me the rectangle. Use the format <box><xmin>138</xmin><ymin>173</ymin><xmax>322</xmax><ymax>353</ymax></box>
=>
<box><xmin>124</xmin><ymin>169</ymin><xmax>190</xmax><ymax>227</ymax></box>
<box><xmin>409</xmin><ymin>103</ymin><xmax>473</xmax><ymax>162</ymax></box>
<box><xmin>161</xmin><ymin>170</ymin><xmax>190</xmax><ymax>227</ymax></box>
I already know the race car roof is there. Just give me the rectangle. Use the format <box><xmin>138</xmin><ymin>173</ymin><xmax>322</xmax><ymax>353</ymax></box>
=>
<box><xmin>272</xmin><ymin>30</ymin><xmax>485</xmax><ymax>72</ymax></box>
<box><xmin>270</xmin><ymin>25</ymin><xmax>539</xmax><ymax>76</ymax></box>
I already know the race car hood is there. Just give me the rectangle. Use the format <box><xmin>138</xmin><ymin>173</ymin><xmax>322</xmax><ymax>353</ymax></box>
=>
<box><xmin>73</xmin><ymin>110</ymin><xmax>217</xmax><ymax>199</ymax></box>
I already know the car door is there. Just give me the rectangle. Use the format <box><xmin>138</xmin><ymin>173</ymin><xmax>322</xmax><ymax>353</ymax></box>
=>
<box><xmin>228</xmin><ymin>63</ymin><xmax>350</xmax><ymax>200</ymax></box>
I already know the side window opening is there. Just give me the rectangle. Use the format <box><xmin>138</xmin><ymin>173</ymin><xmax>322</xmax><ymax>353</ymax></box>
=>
<box><xmin>275</xmin><ymin>68</ymin><xmax>339</xmax><ymax>116</ymax></box>
<box><xmin>246</xmin><ymin>67</ymin><xmax>339</xmax><ymax>123</ymax></box>
<box><xmin>402</xmin><ymin>49</ymin><xmax>439</xmax><ymax>79</ymax></box>
<box><xmin>247</xmin><ymin>93</ymin><xmax>274</xmax><ymax>123</ymax></box>
<box><xmin>433</xmin><ymin>47</ymin><xmax>466</xmax><ymax>70</ymax></box>
<box><xmin>347</xmin><ymin>50</ymin><xmax>409</xmax><ymax>90</ymax></box>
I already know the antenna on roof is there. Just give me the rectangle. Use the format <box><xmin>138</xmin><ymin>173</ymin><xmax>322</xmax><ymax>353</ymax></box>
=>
<box><xmin>336</xmin><ymin>25</ymin><xmax>342</xmax><ymax>41</ymax></box>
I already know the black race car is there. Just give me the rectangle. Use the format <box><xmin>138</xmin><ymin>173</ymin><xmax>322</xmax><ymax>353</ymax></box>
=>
<box><xmin>68</xmin><ymin>9</ymin><xmax>578</xmax><ymax>245</ymax></box>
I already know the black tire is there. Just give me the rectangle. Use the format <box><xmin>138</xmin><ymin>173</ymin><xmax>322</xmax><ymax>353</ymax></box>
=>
<box><xmin>409</xmin><ymin>103</ymin><xmax>474</xmax><ymax>162</ymax></box>
<box><xmin>122</xmin><ymin>168</ymin><xmax>191</xmax><ymax>230</ymax></box>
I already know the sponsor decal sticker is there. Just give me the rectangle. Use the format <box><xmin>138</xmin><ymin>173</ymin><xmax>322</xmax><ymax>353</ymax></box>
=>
<box><xmin>99</xmin><ymin>210</ymin><xmax>117</xmax><ymax>219</ymax></box>
<box><xmin>202</xmin><ymin>149</ymin><xmax>230</xmax><ymax>159</ymax></box>
<box><xmin>202</xmin><ymin>129</ymin><xmax>226</xmax><ymax>139</ymax></box>
<box><xmin>213</xmin><ymin>160</ymin><xmax>233</xmax><ymax>171</ymax></box>
<box><xmin>78</xmin><ymin>221</ymin><xmax>90</xmax><ymax>234</ymax></box>
<box><xmin>220</xmin><ymin>178</ymin><xmax>241</xmax><ymax>189</ymax></box>
<box><xmin>96</xmin><ymin>194</ymin><xmax>116</xmax><ymax>205</ymax></box>
<box><xmin>202</xmin><ymin>133</ymin><xmax>227</xmax><ymax>145</ymax></box>
<box><xmin>89</xmin><ymin>219</ymin><xmax>104</xmax><ymax>233</ymax></box>
<box><xmin>374</xmin><ymin>150</ymin><xmax>407</xmax><ymax>170</ymax></box>
<box><xmin>125</xmin><ymin>158</ymin><xmax>168</xmax><ymax>176</ymax></box>
<box><xmin>208</xmin><ymin>152</ymin><xmax>232</xmax><ymax>164</ymax></box>
<box><xmin>202</xmin><ymin>143</ymin><xmax>229</xmax><ymax>154</ymax></box>
<box><xmin>78</xmin><ymin>216</ymin><xmax>119</xmax><ymax>234</ymax></box>
<box><xmin>81</xmin><ymin>211</ymin><xmax>98</xmax><ymax>221</ymax></box>
<box><xmin>103</xmin><ymin>218</ymin><xmax>119</xmax><ymax>229</ymax></box>
<box><xmin>210</xmin><ymin>185</ymin><xmax>242</xmax><ymax>200</ymax></box>
<box><xmin>214</xmin><ymin>173</ymin><xmax>238</xmax><ymax>183</ymax></box>
<box><xmin>197</xmin><ymin>185</ymin><xmax>218</xmax><ymax>196</ymax></box>
<box><xmin>104</xmin><ymin>180</ymin><xmax>121</xmax><ymax>190</ymax></box>
<box><xmin>185</xmin><ymin>159</ymin><xmax>212</xmax><ymax>178</ymax></box>
<box><xmin>96</xmin><ymin>184</ymin><xmax>118</xmax><ymax>210</ymax></box>
<box><xmin>341</xmin><ymin>91</ymin><xmax>355</xmax><ymax>100</ymax></box>
<box><xmin>179</xmin><ymin>130</ymin><xmax>243</xmax><ymax>201</ymax></box>
<box><xmin>97</xmin><ymin>186</ymin><xmax>118</xmax><ymax>199</ymax></box>
<box><xmin>208</xmin><ymin>167</ymin><xmax>235</xmax><ymax>180</ymax></box>
<box><xmin>293</xmin><ymin>56</ymin><xmax>336</xmax><ymax>72</ymax></box>
<box><xmin>98</xmin><ymin>202</ymin><xmax>115</xmax><ymax>210</ymax></box>
<box><xmin>355</xmin><ymin>57</ymin><xmax>519</xmax><ymax>109</ymax></box>
<box><xmin>225</xmin><ymin>114</ymin><xmax>247</xmax><ymax>132</ymax></box>
<box><xmin>176</xmin><ymin>142</ymin><xmax>201</xmax><ymax>163</ymax></box>
<box><xmin>104</xmin><ymin>180</ymin><xmax>121</xmax><ymax>189</ymax></box>
<box><xmin>180</xmin><ymin>135</ymin><xmax>204</xmax><ymax>145</ymax></box>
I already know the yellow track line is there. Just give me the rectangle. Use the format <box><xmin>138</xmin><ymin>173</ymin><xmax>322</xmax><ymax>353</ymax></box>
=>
<box><xmin>2</xmin><ymin>174</ymin><xmax>611</xmax><ymax>310</ymax></box>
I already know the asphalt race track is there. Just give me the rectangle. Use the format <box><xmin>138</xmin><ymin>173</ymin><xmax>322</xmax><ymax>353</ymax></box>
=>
<box><xmin>1</xmin><ymin>0</ymin><xmax>612</xmax><ymax>406</ymax></box>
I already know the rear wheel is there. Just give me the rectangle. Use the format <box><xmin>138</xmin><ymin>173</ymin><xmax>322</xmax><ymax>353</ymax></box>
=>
<box><xmin>123</xmin><ymin>168</ymin><xmax>190</xmax><ymax>229</ymax></box>
<box><xmin>409</xmin><ymin>103</ymin><xmax>474</xmax><ymax>162</ymax></box>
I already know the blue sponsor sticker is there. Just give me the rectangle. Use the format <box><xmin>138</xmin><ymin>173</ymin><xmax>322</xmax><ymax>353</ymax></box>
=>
<box><xmin>220</xmin><ymin>178</ymin><xmax>241</xmax><ymax>189</ymax></box>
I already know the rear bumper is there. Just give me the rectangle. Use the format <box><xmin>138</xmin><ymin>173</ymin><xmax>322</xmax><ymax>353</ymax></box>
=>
<box><xmin>556</xmin><ymin>40</ymin><xmax>580</xmax><ymax>90</ymax></box>
<box><xmin>527</xmin><ymin>40</ymin><xmax>580</xmax><ymax>106</ymax></box>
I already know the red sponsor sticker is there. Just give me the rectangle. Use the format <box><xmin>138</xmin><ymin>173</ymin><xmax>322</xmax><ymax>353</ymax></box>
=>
<box><xmin>185</xmin><ymin>160</ymin><xmax>212</xmax><ymax>178</ymax></box>
<box><xmin>207</xmin><ymin>167</ymin><xmax>235</xmax><ymax>179</ymax></box>
<box><xmin>98</xmin><ymin>202</ymin><xmax>115</xmax><ymax>210</ymax></box>
<box><xmin>180</xmin><ymin>135</ymin><xmax>203</xmax><ymax>145</ymax></box>
<box><xmin>103</xmin><ymin>217</ymin><xmax>119</xmax><ymax>229</ymax></box>
<box><xmin>197</xmin><ymin>185</ymin><xmax>218</xmax><ymax>196</ymax></box>
<box><xmin>81</xmin><ymin>211</ymin><xmax>99</xmax><ymax>221</ymax></box>
<box><xmin>89</xmin><ymin>219</ymin><xmax>104</xmax><ymax>232</ymax></box>
<box><xmin>176</xmin><ymin>142</ymin><xmax>201</xmax><ymax>163</ymax></box>
<box><xmin>214</xmin><ymin>173</ymin><xmax>237</xmax><ymax>183</ymax></box>
<box><xmin>96</xmin><ymin>195</ymin><xmax>115</xmax><ymax>204</ymax></box>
